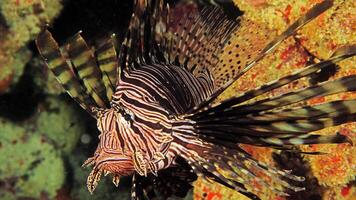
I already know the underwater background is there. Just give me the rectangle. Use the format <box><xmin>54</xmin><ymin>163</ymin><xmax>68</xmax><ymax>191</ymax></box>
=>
<box><xmin>0</xmin><ymin>0</ymin><xmax>354</xmax><ymax>200</ymax></box>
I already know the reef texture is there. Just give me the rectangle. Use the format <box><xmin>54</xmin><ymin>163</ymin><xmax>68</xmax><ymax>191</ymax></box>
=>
<box><xmin>194</xmin><ymin>0</ymin><xmax>355</xmax><ymax>200</ymax></box>
<box><xmin>0</xmin><ymin>1</ymin><xmax>75</xmax><ymax>199</ymax></box>
<box><xmin>0</xmin><ymin>117</ymin><xmax>65</xmax><ymax>199</ymax></box>
<box><xmin>0</xmin><ymin>0</ymin><xmax>62</xmax><ymax>94</ymax></box>
<box><xmin>0</xmin><ymin>94</ymin><xmax>90</xmax><ymax>199</ymax></box>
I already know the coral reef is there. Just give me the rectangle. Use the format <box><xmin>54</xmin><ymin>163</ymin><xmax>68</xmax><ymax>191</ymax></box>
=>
<box><xmin>323</xmin><ymin>184</ymin><xmax>356</xmax><ymax>200</ymax></box>
<box><xmin>301</xmin><ymin>124</ymin><xmax>356</xmax><ymax>187</ymax></box>
<box><xmin>0</xmin><ymin>1</ymin><xmax>80</xmax><ymax>199</ymax></box>
<box><xmin>0</xmin><ymin>93</ymin><xmax>88</xmax><ymax>199</ymax></box>
<box><xmin>0</xmin><ymin>118</ymin><xmax>65</xmax><ymax>199</ymax></box>
<box><xmin>35</xmin><ymin>96</ymin><xmax>84</xmax><ymax>153</ymax></box>
<box><xmin>0</xmin><ymin>0</ymin><xmax>62</xmax><ymax>93</ymax></box>
<box><xmin>231</xmin><ymin>0</ymin><xmax>356</xmax><ymax>58</ymax></box>
<box><xmin>194</xmin><ymin>178</ymin><xmax>250</xmax><ymax>200</ymax></box>
<box><xmin>195</xmin><ymin>0</ymin><xmax>355</xmax><ymax>199</ymax></box>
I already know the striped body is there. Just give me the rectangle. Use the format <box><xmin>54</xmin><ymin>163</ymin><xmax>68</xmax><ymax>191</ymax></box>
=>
<box><xmin>93</xmin><ymin>63</ymin><xmax>213</xmax><ymax>176</ymax></box>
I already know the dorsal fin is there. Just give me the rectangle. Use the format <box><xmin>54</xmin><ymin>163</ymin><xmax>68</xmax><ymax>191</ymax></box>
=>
<box><xmin>118</xmin><ymin>0</ymin><xmax>238</xmax><ymax>83</ymax></box>
<box><xmin>212</xmin><ymin>18</ymin><xmax>275</xmax><ymax>87</ymax></box>
<box><xmin>190</xmin><ymin>45</ymin><xmax>356</xmax><ymax>117</ymax></box>
<box><xmin>118</xmin><ymin>14</ymin><xmax>142</xmax><ymax>72</ymax></box>
<box><xmin>36</xmin><ymin>30</ymin><xmax>97</xmax><ymax>115</ymax></box>
<box><xmin>166</xmin><ymin>6</ymin><xmax>239</xmax><ymax>79</ymax></box>
<box><xmin>65</xmin><ymin>33</ymin><xmax>109</xmax><ymax>108</ymax></box>
<box><xmin>188</xmin><ymin>0</ymin><xmax>335</xmax><ymax>114</ymax></box>
<box><xmin>118</xmin><ymin>0</ymin><xmax>170</xmax><ymax>71</ymax></box>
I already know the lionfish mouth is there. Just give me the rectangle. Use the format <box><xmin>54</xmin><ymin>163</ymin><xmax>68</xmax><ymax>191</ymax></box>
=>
<box><xmin>82</xmin><ymin>152</ymin><xmax>135</xmax><ymax>193</ymax></box>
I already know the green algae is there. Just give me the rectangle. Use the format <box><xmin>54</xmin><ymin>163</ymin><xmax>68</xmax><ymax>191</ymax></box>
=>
<box><xmin>36</xmin><ymin>96</ymin><xmax>84</xmax><ymax>153</ymax></box>
<box><xmin>0</xmin><ymin>0</ymin><xmax>63</xmax><ymax>91</ymax></box>
<box><xmin>0</xmin><ymin>91</ymin><xmax>86</xmax><ymax>199</ymax></box>
<box><xmin>0</xmin><ymin>47</ymin><xmax>31</xmax><ymax>93</ymax></box>
<box><xmin>0</xmin><ymin>0</ymin><xmax>63</xmax><ymax>49</ymax></box>
<box><xmin>13</xmin><ymin>135</ymin><xmax>65</xmax><ymax>199</ymax></box>
<box><xmin>0</xmin><ymin>118</ymin><xmax>65</xmax><ymax>199</ymax></box>
<box><xmin>9</xmin><ymin>48</ymin><xmax>32</xmax><ymax>84</ymax></box>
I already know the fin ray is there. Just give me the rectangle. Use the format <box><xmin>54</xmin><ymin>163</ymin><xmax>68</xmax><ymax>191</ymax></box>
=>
<box><xmin>36</xmin><ymin>30</ymin><xmax>96</xmax><ymax>115</ymax></box>
<box><xmin>66</xmin><ymin>33</ymin><xmax>109</xmax><ymax>107</ymax></box>
<box><xmin>192</xmin><ymin>45</ymin><xmax>356</xmax><ymax>118</ymax></box>
<box><xmin>95</xmin><ymin>35</ymin><xmax>119</xmax><ymax>101</ymax></box>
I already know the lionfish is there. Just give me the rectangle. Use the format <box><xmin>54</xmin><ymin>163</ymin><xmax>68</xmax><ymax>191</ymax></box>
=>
<box><xmin>36</xmin><ymin>0</ymin><xmax>356</xmax><ymax>199</ymax></box>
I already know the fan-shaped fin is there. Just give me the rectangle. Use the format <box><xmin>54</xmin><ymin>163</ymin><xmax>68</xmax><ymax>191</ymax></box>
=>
<box><xmin>65</xmin><ymin>33</ymin><xmax>109</xmax><ymax>108</ymax></box>
<box><xmin>193</xmin><ymin>75</ymin><xmax>356</xmax><ymax>143</ymax></box>
<box><xmin>226</xmin><ymin>75</ymin><xmax>356</xmax><ymax>115</ymax></box>
<box><xmin>116</xmin><ymin>0</ymin><xmax>242</xmax><ymax>99</ymax></box>
<box><xmin>122</xmin><ymin>0</ymin><xmax>239</xmax><ymax>83</ymax></box>
<box><xmin>209</xmin><ymin>99</ymin><xmax>356</xmax><ymax>124</ymax></box>
<box><xmin>178</xmin><ymin>141</ymin><xmax>304</xmax><ymax>199</ymax></box>
<box><xmin>167</xmin><ymin>7</ymin><xmax>239</xmax><ymax>77</ymax></box>
<box><xmin>212</xmin><ymin>18</ymin><xmax>275</xmax><ymax>87</ymax></box>
<box><xmin>118</xmin><ymin>0</ymin><xmax>170</xmax><ymax>71</ymax></box>
<box><xmin>191</xmin><ymin>44</ymin><xmax>356</xmax><ymax>118</ymax></box>
<box><xmin>36</xmin><ymin>30</ymin><xmax>96</xmax><ymax>115</ymax></box>
<box><xmin>188</xmin><ymin>0</ymin><xmax>334</xmax><ymax>114</ymax></box>
<box><xmin>225</xmin><ymin>132</ymin><xmax>351</xmax><ymax>147</ymax></box>
<box><xmin>195</xmin><ymin>74</ymin><xmax>356</xmax><ymax>123</ymax></box>
<box><xmin>258</xmin><ymin>133</ymin><xmax>351</xmax><ymax>146</ymax></box>
<box><xmin>242</xmin><ymin>114</ymin><xmax>356</xmax><ymax>135</ymax></box>
<box><xmin>131</xmin><ymin>158</ymin><xmax>197</xmax><ymax>200</ymax></box>
<box><xmin>119</xmin><ymin>14</ymin><xmax>142</xmax><ymax>71</ymax></box>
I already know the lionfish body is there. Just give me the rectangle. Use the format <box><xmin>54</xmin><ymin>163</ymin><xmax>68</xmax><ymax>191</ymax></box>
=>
<box><xmin>94</xmin><ymin>63</ymin><xmax>214</xmax><ymax>176</ymax></box>
<box><xmin>37</xmin><ymin>0</ymin><xmax>356</xmax><ymax>199</ymax></box>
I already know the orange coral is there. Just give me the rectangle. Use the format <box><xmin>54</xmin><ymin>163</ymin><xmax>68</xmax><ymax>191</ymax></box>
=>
<box><xmin>0</xmin><ymin>70</ymin><xmax>13</xmax><ymax>94</ymax></box>
<box><xmin>301</xmin><ymin>123</ymin><xmax>356</xmax><ymax>187</ymax></box>
<box><xmin>323</xmin><ymin>185</ymin><xmax>356</xmax><ymax>200</ymax></box>
<box><xmin>195</xmin><ymin>0</ymin><xmax>356</xmax><ymax>199</ymax></box>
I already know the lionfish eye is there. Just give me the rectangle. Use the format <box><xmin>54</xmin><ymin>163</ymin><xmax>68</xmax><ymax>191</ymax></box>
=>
<box><xmin>119</xmin><ymin>108</ymin><xmax>134</xmax><ymax>122</ymax></box>
<box><xmin>122</xmin><ymin>109</ymin><xmax>135</xmax><ymax>121</ymax></box>
<box><xmin>123</xmin><ymin>113</ymin><xmax>131</xmax><ymax>121</ymax></box>
<box><xmin>113</xmin><ymin>103</ymin><xmax>135</xmax><ymax>122</ymax></box>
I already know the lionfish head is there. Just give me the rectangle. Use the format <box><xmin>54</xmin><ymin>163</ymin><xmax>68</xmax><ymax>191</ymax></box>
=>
<box><xmin>82</xmin><ymin>107</ymin><xmax>136</xmax><ymax>193</ymax></box>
